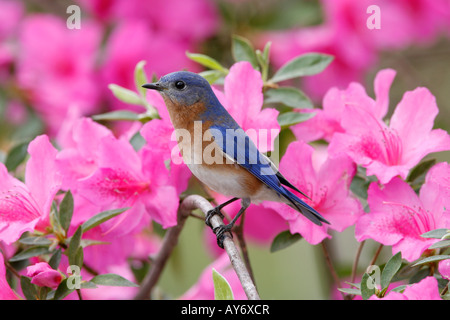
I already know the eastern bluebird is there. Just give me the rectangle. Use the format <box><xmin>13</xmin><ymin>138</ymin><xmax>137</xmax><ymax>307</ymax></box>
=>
<box><xmin>143</xmin><ymin>71</ymin><xmax>329</xmax><ymax>248</ymax></box>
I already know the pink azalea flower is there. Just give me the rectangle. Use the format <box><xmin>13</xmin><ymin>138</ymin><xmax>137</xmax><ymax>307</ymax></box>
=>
<box><xmin>179</xmin><ymin>253</ymin><xmax>247</xmax><ymax>300</ymax></box>
<box><xmin>77</xmin><ymin>0</ymin><xmax>219</xmax><ymax>43</ymax></box>
<box><xmin>56</xmin><ymin>117</ymin><xmax>114</xmax><ymax>191</ymax></box>
<box><xmin>26</xmin><ymin>262</ymin><xmax>62</xmax><ymax>289</ymax></box>
<box><xmin>0</xmin><ymin>253</ymin><xmax>21</xmax><ymax>300</ymax></box>
<box><xmin>264</xmin><ymin>141</ymin><xmax>362</xmax><ymax>244</ymax></box>
<box><xmin>328</xmin><ymin>85</ymin><xmax>450</xmax><ymax>184</ymax></box>
<box><xmin>56</xmin><ymin>116</ymin><xmax>185</xmax><ymax>235</ymax></box>
<box><xmin>292</xmin><ymin>68</ymin><xmax>396</xmax><ymax>143</ymax></box>
<box><xmin>76</xmin><ymin>131</ymin><xmax>179</xmax><ymax>234</ymax></box>
<box><xmin>370</xmin><ymin>276</ymin><xmax>441</xmax><ymax>300</ymax></box>
<box><xmin>80</xmin><ymin>226</ymin><xmax>160</xmax><ymax>279</ymax></box>
<box><xmin>16</xmin><ymin>14</ymin><xmax>102</xmax><ymax>135</ymax></box>
<box><xmin>261</xmin><ymin>0</ymin><xmax>449</xmax><ymax>101</ymax></box>
<box><xmin>322</xmin><ymin>0</ymin><xmax>450</xmax><ymax>51</ymax></box>
<box><xmin>214</xmin><ymin>61</ymin><xmax>280</xmax><ymax>153</ymax></box>
<box><xmin>0</xmin><ymin>135</ymin><xmax>62</xmax><ymax>244</ymax></box>
<box><xmin>355</xmin><ymin>163</ymin><xmax>450</xmax><ymax>262</ymax></box>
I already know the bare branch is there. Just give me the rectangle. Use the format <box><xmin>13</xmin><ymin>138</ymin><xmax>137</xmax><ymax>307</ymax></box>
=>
<box><xmin>134</xmin><ymin>194</ymin><xmax>260</xmax><ymax>300</ymax></box>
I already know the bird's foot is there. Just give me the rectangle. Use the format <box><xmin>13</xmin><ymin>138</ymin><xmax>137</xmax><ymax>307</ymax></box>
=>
<box><xmin>205</xmin><ymin>207</ymin><xmax>224</xmax><ymax>228</ymax></box>
<box><xmin>212</xmin><ymin>224</ymin><xmax>233</xmax><ymax>249</ymax></box>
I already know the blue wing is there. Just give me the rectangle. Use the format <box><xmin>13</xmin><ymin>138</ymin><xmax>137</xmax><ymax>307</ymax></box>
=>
<box><xmin>209</xmin><ymin>124</ymin><xmax>329</xmax><ymax>226</ymax></box>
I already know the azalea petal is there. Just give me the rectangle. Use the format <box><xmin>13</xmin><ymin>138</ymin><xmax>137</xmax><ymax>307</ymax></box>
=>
<box><xmin>373</xmin><ymin>68</ymin><xmax>396</xmax><ymax>119</ymax></box>
<box><xmin>224</xmin><ymin>61</ymin><xmax>263</xmax><ymax>126</ymax></box>
<box><xmin>291</xmin><ymin>109</ymin><xmax>339</xmax><ymax>143</ymax></box>
<box><xmin>145</xmin><ymin>89</ymin><xmax>170</xmax><ymax>120</ymax></box>
<box><xmin>140</xmin><ymin>119</ymin><xmax>177</xmax><ymax>159</ymax></box>
<box><xmin>78</xmin><ymin>167</ymin><xmax>147</xmax><ymax>207</ymax></box>
<box><xmin>0</xmin><ymin>254</ymin><xmax>20</xmax><ymax>299</ymax></box>
<box><xmin>418</xmin><ymin>162</ymin><xmax>450</xmax><ymax>230</ymax></box>
<box><xmin>355</xmin><ymin>178</ymin><xmax>438</xmax><ymax>261</ymax></box>
<box><xmin>245</xmin><ymin>107</ymin><xmax>280</xmax><ymax>153</ymax></box>
<box><xmin>73</xmin><ymin>118</ymin><xmax>114</xmax><ymax>159</ymax></box>
<box><xmin>400</xmin><ymin>276</ymin><xmax>441</xmax><ymax>300</ymax></box>
<box><xmin>97</xmin><ymin>135</ymin><xmax>143</xmax><ymax>176</ymax></box>
<box><xmin>25</xmin><ymin>135</ymin><xmax>62</xmax><ymax>224</ymax></box>
<box><xmin>144</xmin><ymin>185</ymin><xmax>179</xmax><ymax>229</ymax></box>
<box><xmin>279</xmin><ymin>141</ymin><xmax>317</xmax><ymax>193</ymax></box>
<box><xmin>288</xmin><ymin>214</ymin><xmax>331</xmax><ymax>245</ymax></box>
<box><xmin>403</xmin><ymin>128</ymin><xmax>450</xmax><ymax>169</ymax></box>
<box><xmin>391</xmin><ymin>88</ymin><xmax>450</xmax><ymax>162</ymax></box>
<box><xmin>316</xmin><ymin>155</ymin><xmax>362</xmax><ymax>231</ymax></box>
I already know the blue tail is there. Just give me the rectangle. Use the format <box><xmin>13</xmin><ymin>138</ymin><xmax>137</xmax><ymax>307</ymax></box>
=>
<box><xmin>279</xmin><ymin>187</ymin><xmax>330</xmax><ymax>226</ymax></box>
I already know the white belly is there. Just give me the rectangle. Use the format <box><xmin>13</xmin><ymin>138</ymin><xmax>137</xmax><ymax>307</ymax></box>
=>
<box><xmin>187</xmin><ymin>163</ymin><xmax>249</xmax><ymax>197</ymax></box>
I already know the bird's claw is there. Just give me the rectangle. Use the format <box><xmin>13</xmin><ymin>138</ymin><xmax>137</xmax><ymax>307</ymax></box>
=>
<box><xmin>213</xmin><ymin>224</ymin><xmax>233</xmax><ymax>249</ymax></box>
<box><xmin>205</xmin><ymin>207</ymin><xmax>224</xmax><ymax>228</ymax></box>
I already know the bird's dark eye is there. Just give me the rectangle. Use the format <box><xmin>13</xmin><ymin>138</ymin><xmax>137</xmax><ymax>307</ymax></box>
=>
<box><xmin>175</xmin><ymin>81</ymin><xmax>186</xmax><ymax>90</ymax></box>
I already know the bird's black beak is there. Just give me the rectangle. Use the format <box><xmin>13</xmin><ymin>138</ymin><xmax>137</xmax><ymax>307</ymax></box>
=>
<box><xmin>142</xmin><ymin>83</ymin><xmax>164</xmax><ymax>91</ymax></box>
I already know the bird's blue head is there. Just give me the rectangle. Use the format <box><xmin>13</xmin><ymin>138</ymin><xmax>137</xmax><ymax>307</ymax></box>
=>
<box><xmin>142</xmin><ymin>71</ymin><xmax>214</xmax><ymax>107</ymax></box>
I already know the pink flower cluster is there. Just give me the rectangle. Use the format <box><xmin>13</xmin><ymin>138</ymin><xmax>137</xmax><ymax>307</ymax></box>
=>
<box><xmin>291</xmin><ymin>69</ymin><xmax>450</xmax><ymax>256</ymax></box>
<box><xmin>262</xmin><ymin>0</ymin><xmax>450</xmax><ymax>100</ymax></box>
<box><xmin>1</xmin><ymin>57</ymin><xmax>449</xmax><ymax>299</ymax></box>
<box><xmin>0</xmin><ymin>0</ymin><xmax>218</xmax><ymax>134</ymax></box>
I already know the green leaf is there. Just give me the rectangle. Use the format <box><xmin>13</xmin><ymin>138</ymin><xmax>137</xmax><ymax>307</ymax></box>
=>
<box><xmin>198</xmin><ymin>70</ymin><xmax>224</xmax><ymax>84</ymax></box>
<box><xmin>390</xmin><ymin>285</ymin><xmax>408</xmax><ymax>293</ymax></box>
<box><xmin>277</xmin><ymin>111</ymin><xmax>316</xmax><ymax>129</ymax></box>
<box><xmin>108</xmin><ymin>84</ymin><xmax>144</xmax><ymax>106</ymax></box>
<box><xmin>381</xmin><ymin>252</ymin><xmax>402</xmax><ymax>290</ymax></box>
<box><xmin>421</xmin><ymin>229</ymin><xmax>449</xmax><ymax>239</ymax></box>
<box><xmin>232</xmin><ymin>35</ymin><xmax>259</xmax><ymax>69</ymax></box>
<box><xmin>53</xmin><ymin>279</ymin><xmax>74</xmax><ymax>300</ymax></box>
<box><xmin>58</xmin><ymin>190</ymin><xmax>74</xmax><ymax>234</ymax></box>
<box><xmin>257</xmin><ymin>41</ymin><xmax>272</xmax><ymax>81</ymax></box>
<box><xmin>92</xmin><ymin>110</ymin><xmax>140</xmax><ymax>122</ymax></box>
<box><xmin>80</xmin><ymin>281</ymin><xmax>97</xmax><ymax>289</ymax></box>
<box><xmin>350</xmin><ymin>175</ymin><xmax>369</xmax><ymax>200</ymax></box>
<box><xmin>81</xmin><ymin>208</ymin><xmax>129</xmax><ymax>233</ymax></box>
<box><xmin>407</xmin><ymin>158</ymin><xmax>436</xmax><ymax>185</ymax></box>
<box><xmin>337</xmin><ymin>287</ymin><xmax>361</xmax><ymax>296</ymax></box>
<box><xmin>130</xmin><ymin>131</ymin><xmax>147</xmax><ymax>152</ymax></box>
<box><xmin>48</xmin><ymin>249</ymin><xmax>62</xmax><ymax>270</ymax></box>
<box><xmin>270</xmin><ymin>53</ymin><xmax>334</xmax><ymax>83</ymax></box>
<box><xmin>5</xmin><ymin>141</ymin><xmax>30</xmax><ymax>172</ymax></box>
<box><xmin>212</xmin><ymin>268</ymin><xmax>234</xmax><ymax>300</ymax></box>
<box><xmin>19</xmin><ymin>236</ymin><xmax>52</xmax><ymax>246</ymax></box>
<box><xmin>68</xmin><ymin>226</ymin><xmax>82</xmax><ymax>267</ymax></box>
<box><xmin>412</xmin><ymin>255</ymin><xmax>450</xmax><ymax>267</ymax></box>
<box><xmin>270</xmin><ymin>230</ymin><xmax>302</xmax><ymax>253</ymax></box>
<box><xmin>21</xmin><ymin>276</ymin><xmax>38</xmax><ymax>300</ymax></box>
<box><xmin>90</xmin><ymin>273</ymin><xmax>139</xmax><ymax>287</ymax></box>
<box><xmin>428</xmin><ymin>239</ymin><xmax>450</xmax><ymax>250</ymax></box>
<box><xmin>360</xmin><ymin>272</ymin><xmax>376</xmax><ymax>300</ymax></box>
<box><xmin>9</xmin><ymin>246</ymin><xmax>51</xmax><ymax>262</ymax></box>
<box><xmin>186</xmin><ymin>52</ymin><xmax>228</xmax><ymax>72</ymax></box>
<box><xmin>265</xmin><ymin>87</ymin><xmax>313</xmax><ymax>109</ymax></box>
<box><xmin>134</xmin><ymin>60</ymin><xmax>149</xmax><ymax>98</ymax></box>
